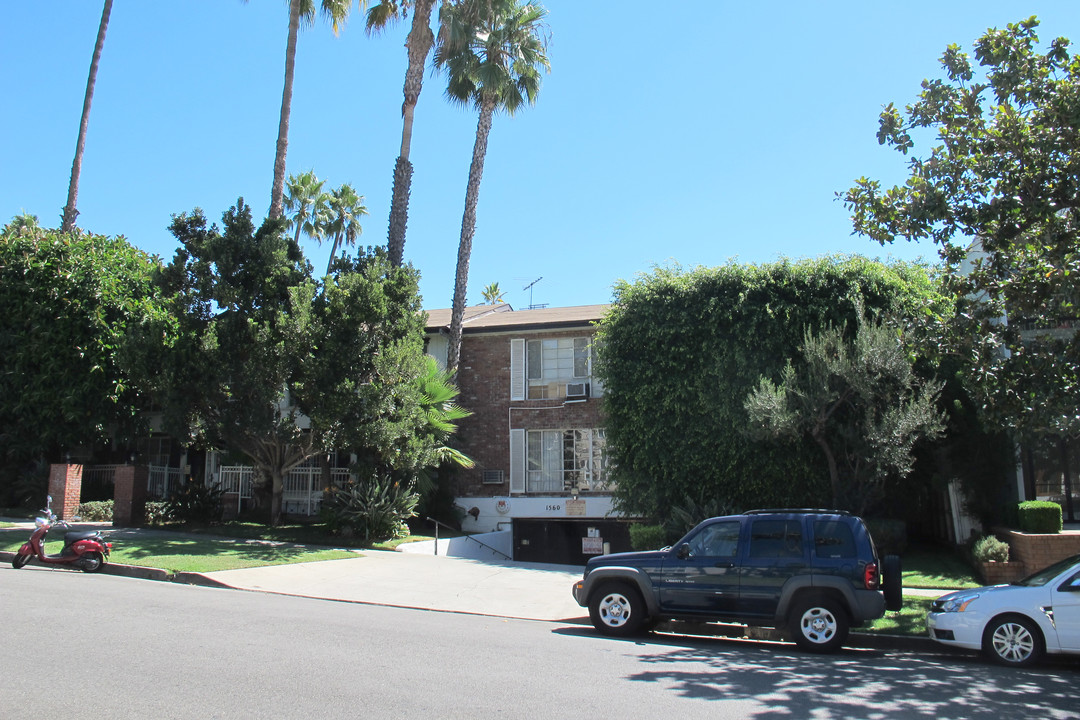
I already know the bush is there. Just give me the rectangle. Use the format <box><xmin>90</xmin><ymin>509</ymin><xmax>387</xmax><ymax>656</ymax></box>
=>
<box><xmin>1018</xmin><ymin>500</ymin><xmax>1062</xmax><ymax>534</ymax></box>
<box><xmin>866</xmin><ymin>518</ymin><xmax>908</xmax><ymax>556</ymax></box>
<box><xmin>165</xmin><ymin>479</ymin><xmax>223</xmax><ymax>525</ymax></box>
<box><xmin>321</xmin><ymin>472</ymin><xmax>419</xmax><ymax>542</ymax></box>
<box><xmin>75</xmin><ymin>500</ymin><xmax>113</xmax><ymax>522</ymax></box>
<box><xmin>629</xmin><ymin>523</ymin><xmax>668</xmax><ymax>550</ymax></box>
<box><xmin>143</xmin><ymin>501</ymin><xmax>173</xmax><ymax>526</ymax></box>
<box><xmin>972</xmin><ymin>534</ymin><xmax>1010</xmax><ymax>563</ymax></box>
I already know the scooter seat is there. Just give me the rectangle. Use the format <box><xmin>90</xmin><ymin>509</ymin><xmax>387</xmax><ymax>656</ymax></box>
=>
<box><xmin>63</xmin><ymin>531</ymin><xmax>101</xmax><ymax>544</ymax></box>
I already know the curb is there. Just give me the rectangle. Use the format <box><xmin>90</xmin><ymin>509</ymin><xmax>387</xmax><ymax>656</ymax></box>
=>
<box><xmin>0</xmin><ymin>549</ymin><xmax>222</xmax><ymax>588</ymax></box>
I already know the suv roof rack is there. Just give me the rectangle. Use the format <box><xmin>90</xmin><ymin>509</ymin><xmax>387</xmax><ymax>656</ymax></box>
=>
<box><xmin>744</xmin><ymin>508</ymin><xmax>852</xmax><ymax>515</ymax></box>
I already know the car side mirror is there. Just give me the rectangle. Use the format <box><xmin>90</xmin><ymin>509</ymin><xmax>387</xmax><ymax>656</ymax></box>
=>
<box><xmin>676</xmin><ymin>543</ymin><xmax>691</xmax><ymax>560</ymax></box>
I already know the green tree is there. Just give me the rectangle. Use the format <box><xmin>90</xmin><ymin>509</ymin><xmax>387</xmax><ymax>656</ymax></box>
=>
<box><xmin>0</xmin><ymin>216</ymin><xmax>169</xmax><ymax>471</ymax></box>
<box><xmin>841</xmin><ymin>16</ymin><xmax>1080</xmax><ymax>443</ymax></box>
<box><xmin>367</xmin><ymin>0</ymin><xmax>439</xmax><ymax>267</ymax></box>
<box><xmin>324</xmin><ymin>182</ymin><xmax>368</xmax><ymax>274</ymax></box>
<box><xmin>436</xmin><ymin>0</ymin><xmax>550</xmax><ymax>372</ymax></box>
<box><xmin>481</xmin><ymin>281</ymin><xmax>505</xmax><ymax>303</ymax></box>
<box><xmin>283</xmin><ymin>169</ymin><xmax>330</xmax><ymax>246</ymax></box>
<box><xmin>596</xmin><ymin>257</ymin><xmax>948</xmax><ymax>521</ymax></box>
<box><xmin>157</xmin><ymin>199</ymin><xmax>438</xmax><ymax>525</ymax></box>
<box><xmin>61</xmin><ymin>0</ymin><xmax>113</xmax><ymax>233</ymax></box>
<box><xmin>744</xmin><ymin>310</ymin><xmax>946</xmax><ymax>515</ymax></box>
<box><xmin>268</xmin><ymin>0</ymin><xmax>357</xmax><ymax>220</ymax></box>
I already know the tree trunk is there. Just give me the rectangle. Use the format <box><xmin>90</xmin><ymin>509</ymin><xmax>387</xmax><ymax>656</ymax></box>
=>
<box><xmin>387</xmin><ymin>0</ymin><xmax>436</xmax><ymax>267</ymax></box>
<box><xmin>447</xmin><ymin>101</ymin><xmax>495</xmax><ymax>373</ymax></box>
<box><xmin>62</xmin><ymin>0</ymin><xmax>112</xmax><ymax>234</ymax></box>
<box><xmin>812</xmin><ymin>430</ymin><xmax>842</xmax><ymax>509</ymax></box>
<box><xmin>269</xmin><ymin>0</ymin><xmax>302</xmax><ymax>220</ymax></box>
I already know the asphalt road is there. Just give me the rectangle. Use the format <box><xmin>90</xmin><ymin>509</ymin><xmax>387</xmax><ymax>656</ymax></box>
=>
<box><xmin>3</xmin><ymin>565</ymin><xmax>1079</xmax><ymax>719</ymax></box>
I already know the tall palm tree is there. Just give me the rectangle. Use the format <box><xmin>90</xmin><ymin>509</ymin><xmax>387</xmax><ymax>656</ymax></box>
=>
<box><xmin>284</xmin><ymin>170</ymin><xmax>330</xmax><ymax>246</ymax></box>
<box><xmin>366</xmin><ymin>0</ymin><xmax>438</xmax><ymax>267</ymax></box>
<box><xmin>268</xmin><ymin>0</ymin><xmax>357</xmax><ymax>220</ymax></box>
<box><xmin>436</xmin><ymin>0</ymin><xmax>549</xmax><ymax>372</ymax></box>
<box><xmin>61</xmin><ymin>0</ymin><xmax>113</xmax><ymax>233</ymax></box>
<box><xmin>324</xmin><ymin>183</ymin><xmax>368</xmax><ymax>274</ymax></box>
<box><xmin>481</xmin><ymin>282</ymin><xmax>505</xmax><ymax>304</ymax></box>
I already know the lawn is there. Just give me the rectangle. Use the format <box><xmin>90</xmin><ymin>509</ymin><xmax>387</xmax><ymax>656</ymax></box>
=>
<box><xmin>861</xmin><ymin>596</ymin><xmax>936</xmax><ymax>637</ymax></box>
<box><xmin>902</xmin><ymin>545</ymin><xmax>980</xmax><ymax>590</ymax></box>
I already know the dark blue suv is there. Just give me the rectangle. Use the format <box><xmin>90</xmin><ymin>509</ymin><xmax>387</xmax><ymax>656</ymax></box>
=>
<box><xmin>572</xmin><ymin>509</ymin><xmax>902</xmax><ymax>652</ymax></box>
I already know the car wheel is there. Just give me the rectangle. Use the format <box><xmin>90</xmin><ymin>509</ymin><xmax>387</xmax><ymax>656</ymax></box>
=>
<box><xmin>790</xmin><ymin>596</ymin><xmax>849</xmax><ymax>653</ymax></box>
<box><xmin>588</xmin><ymin>582</ymin><xmax>646</xmax><ymax>637</ymax></box>
<box><xmin>12</xmin><ymin>553</ymin><xmax>30</xmax><ymax>569</ymax></box>
<box><xmin>882</xmin><ymin>554</ymin><xmax>903</xmax><ymax>612</ymax></box>
<box><xmin>983</xmin><ymin>615</ymin><xmax>1043</xmax><ymax>667</ymax></box>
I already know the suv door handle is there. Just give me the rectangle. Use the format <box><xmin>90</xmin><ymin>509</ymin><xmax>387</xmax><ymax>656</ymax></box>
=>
<box><xmin>713</xmin><ymin>562</ymin><xmax>734</xmax><ymax>569</ymax></box>
<box><xmin>785</xmin><ymin>563</ymin><xmax>807</xmax><ymax>569</ymax></box>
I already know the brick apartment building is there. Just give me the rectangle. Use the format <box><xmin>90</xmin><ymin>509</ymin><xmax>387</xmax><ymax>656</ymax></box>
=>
<box><xmin>425</xmin><ymin>303</ymin><xmax>632</xmax><ymax>564</ymax></box>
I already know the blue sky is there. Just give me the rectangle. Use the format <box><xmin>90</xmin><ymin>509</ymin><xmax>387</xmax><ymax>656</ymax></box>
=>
<box><xmin>3</xmin><ymin>1</ymin><xmax>1079</xmax><ymax>311</ymax></box>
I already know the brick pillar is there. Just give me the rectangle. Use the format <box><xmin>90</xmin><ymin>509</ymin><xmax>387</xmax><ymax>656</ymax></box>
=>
<box><xmin>113</xmin><ymin>464</ymin><xmax>149</xmax><ymax>527</ymax></box>
<box><xmin>48</xmin><ymin>463</ymin><xmax>83</xmax><ymax>520</ymax></box>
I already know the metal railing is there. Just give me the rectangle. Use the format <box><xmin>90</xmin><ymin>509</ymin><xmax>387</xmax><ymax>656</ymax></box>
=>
<box><xmin>426</xmin><ymin>516</ymin><xmax>511</xmax><ymax>560</ymax></box>
<box><xmin>147</xmin><ymin>464</ymin><xmax>183</xmax><ymax>500</ymax></box>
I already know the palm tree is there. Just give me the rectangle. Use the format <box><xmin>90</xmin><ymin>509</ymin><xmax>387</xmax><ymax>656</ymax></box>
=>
<box><xmin>284</xmin><ymin>170</ymin><xmax>330</xmax><ymax>246</ymax></box>
<box><xmin>268</xmin><ymin>0</ymin><xmax>357</xmax><ymax>220</ymax></box>
<box><xmin>61</xmin><ymin>0</ymin><xmax>113</xmax><ymax>233</ymax></box>
<box><xmin>366</xmin><ymin>0</ymin><xmax>438</xmax><ymax>267</ymax></box>
<box><xmin>481</xmin><ymin>282</ymin><xmax>505</xmax><ymax>304</ymax></box>
<box><xmin>436</xmin><ymin>0</ymin><xmax>549</xmax><ymax>372</ymax></box>
<box><xmin>324</xmin><ymin>183</ymin><xmax>368</xmax><ymax>274</ymax></box>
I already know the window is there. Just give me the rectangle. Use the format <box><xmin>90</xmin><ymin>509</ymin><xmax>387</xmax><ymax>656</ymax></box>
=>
<box><xmin>749</xmin><ymin>519</ymin><xmax>804</xmax><ymax>558</ymax></box>
<box><xmin>525</xmin><ymin>337</ymin><xmax>591</xmax><ymax>399</ymax></box>
<box><xmin>525</xmin><ymin>428</ymin><xmax>608</xmax><ymax>493</ymax></box>
<box><xmin>689</xmin><ymin>521</ymin><xmax>741</xmax><ymax>558</ymax></box>
<box><xmin>813</xmin><ymin>520</ymin><xmax>856</xmax><ymax>558</ymax></box>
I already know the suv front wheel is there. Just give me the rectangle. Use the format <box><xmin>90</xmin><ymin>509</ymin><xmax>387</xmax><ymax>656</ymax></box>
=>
<box><xmin>589</xmin><ymin>582</ymin><xmax>647</xmax><ymax>637</ymax></box>
<box><xmin>789</xmin><ymin>595</ymin><xmax>849</xmax><ymax>653</ymax></box>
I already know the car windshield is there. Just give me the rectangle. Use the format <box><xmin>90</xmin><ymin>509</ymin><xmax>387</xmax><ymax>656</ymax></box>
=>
<box><xmin>1014</xmin><ymin>554</ymin><xmax>1080</xmax><ymax>587</ymax></box>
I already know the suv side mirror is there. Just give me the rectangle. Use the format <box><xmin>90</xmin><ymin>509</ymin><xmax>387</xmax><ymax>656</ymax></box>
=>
<box><xmin>676</xmin><ymin>543</ymin><xmax>691</xmax><ymax>560</ymax></box>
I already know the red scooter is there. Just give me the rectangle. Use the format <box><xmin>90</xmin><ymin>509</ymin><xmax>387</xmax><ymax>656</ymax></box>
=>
<box><xmin>10</xmin><ymin>495</ymin><xmax>112</xmax><ymax>573</ymax></box>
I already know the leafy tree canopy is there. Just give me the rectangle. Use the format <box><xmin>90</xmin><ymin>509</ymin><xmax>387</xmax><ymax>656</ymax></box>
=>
<box><xmin>155</xmin><ymin>199</ymin><xmax>440</xmax><ymax>524</ymax></box>
<box><xmin>595</xmin><ymin>256</ymin><xmax>948</xmax><ymax>521</ymax></box>
<box><xmin>842</xmin><ymin>16</ymin><xmax>1080</xmax><ymax>439</ymax></box>
<box><xmin>0</xmin><ymin>215</ymin><xmax>170</xmax><ymax>466</ymax></box>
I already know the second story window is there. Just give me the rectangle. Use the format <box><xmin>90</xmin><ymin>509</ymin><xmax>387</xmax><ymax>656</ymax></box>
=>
<box><xmin>524</xmin><ymin>337</ymin><xmax>590</xmax><ymax>399</ymax></box>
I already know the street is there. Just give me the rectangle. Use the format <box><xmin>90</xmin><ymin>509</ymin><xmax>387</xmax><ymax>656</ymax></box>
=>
<box><xmin>2</xmin><ymin>566</ymin><xmax>1078</xmax><ymax>719</ymax></box>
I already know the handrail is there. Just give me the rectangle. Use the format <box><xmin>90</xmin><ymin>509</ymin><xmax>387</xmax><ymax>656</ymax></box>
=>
<box><xmin>426</xmin><ymin>516</ymin><xmax>511</xmax><ymax>560</ymax></box>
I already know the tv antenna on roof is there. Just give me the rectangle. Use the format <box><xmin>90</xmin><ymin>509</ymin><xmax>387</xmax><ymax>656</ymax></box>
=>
<box><xmin>523</xmin><ymin>277</ymin><xmax>546</xmax><ymax>310</ymax></box>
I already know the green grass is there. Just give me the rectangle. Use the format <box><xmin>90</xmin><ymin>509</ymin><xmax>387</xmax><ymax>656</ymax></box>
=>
<box><xmin>902</xmin><ymin>545</ymin><xmax>980</xmax><ymax>590</ymax></box>
<box><xmin>861</xmin><ymin>596</ymin><xmax>936</xmax><ymax>637</ymax></box>
<box><xmin>0</xmin><ymin>533</ymin><xmax>356</xmax><ymax>574</ymax></box>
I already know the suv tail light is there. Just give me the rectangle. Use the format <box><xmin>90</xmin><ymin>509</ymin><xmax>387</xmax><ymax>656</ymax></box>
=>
<box><xmin>864</xmin><ymin>562</ymin><xmax>879</xmax><ymax>590</ymax></box>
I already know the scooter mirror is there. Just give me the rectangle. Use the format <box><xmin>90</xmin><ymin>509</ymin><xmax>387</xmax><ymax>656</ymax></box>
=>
<box><xmin>47</xmin><ymin>494</ymin><xmax>52</xmax><ymax>504</ymax></box>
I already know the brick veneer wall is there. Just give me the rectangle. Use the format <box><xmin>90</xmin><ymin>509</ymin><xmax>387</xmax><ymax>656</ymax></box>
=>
<box><xmin>999</xmin><ymin>528</ymin><xmax>1080</xmax><ymax>571</ymax></box>
<box><xmin>454</xmin><ymin>329</ymin><xmax>605</xmax><ymax>497</ymax></box>
<box><xmin>113</xmin><ymin>464</ymin><xmax>149</xmax><ymax>527</ymax></box>
<box><xmin>47</xmin><ymin>463</ymin><xmax>82</xmax><ymax>519</ymax></box>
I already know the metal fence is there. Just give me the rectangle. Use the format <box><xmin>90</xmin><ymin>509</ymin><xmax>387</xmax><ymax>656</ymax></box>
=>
<box><xmin>217</xmin><ymin>464</ymin><xmax>350</xmax><ymax>516</ymax></box>
<box><xmin>147</xmin><ymin>465</ymin><xmax>183</xmax><ymax>500</ymax></box>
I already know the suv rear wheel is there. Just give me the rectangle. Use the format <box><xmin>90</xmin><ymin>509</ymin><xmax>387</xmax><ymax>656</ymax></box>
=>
<box><xmin>589</xmin><ymin>582</ymin><xmax>647</xmax><ymax>637</ymax></box>
<box><xmin>789</xmin><ymin>595</ymin><xmax>849</xmax><ymax>653</ymax></box>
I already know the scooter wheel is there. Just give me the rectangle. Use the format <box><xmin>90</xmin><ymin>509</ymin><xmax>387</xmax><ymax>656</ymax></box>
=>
<box><xmin>11</xmin><ymin>554</ymin><xmax>30</xmax><ymax>569</ymax></box>
<box><xmin>79</xmin><ymin>551</ymin><xmax>105</xmax><ymax>573</ymax></box>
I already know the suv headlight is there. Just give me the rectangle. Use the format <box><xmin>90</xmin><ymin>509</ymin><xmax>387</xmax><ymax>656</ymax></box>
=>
<box><xmin>938</xmin><ymin>593</ymin><xmax>980</xmax><ymax>613</ymax></box>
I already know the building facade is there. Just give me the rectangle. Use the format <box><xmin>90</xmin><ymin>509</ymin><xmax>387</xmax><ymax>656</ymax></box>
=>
<box><xmin>426</xmin><ymin>304</ymin><xmax>631</xmax><ymax>564</ymax></box>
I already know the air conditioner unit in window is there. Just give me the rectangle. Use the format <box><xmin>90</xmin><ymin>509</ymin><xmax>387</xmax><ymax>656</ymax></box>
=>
<box><xmin>565</xmin><ymin>382</ymin><xmax>589</xmax><ymax>400</ymax></box>
<box><xmin>482</xmin><ymin>470</ymin><xmax>505</xmax><ymax>485</ymax></box>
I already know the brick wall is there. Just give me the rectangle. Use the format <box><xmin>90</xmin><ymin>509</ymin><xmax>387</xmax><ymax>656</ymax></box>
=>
<box><xmin>47</xmin><ymin>463</ymin><xmax>82</xmax><ymax>519</ymax></box>
<box><xmin>454</xmin><ymin>329</ymin><xmax>604</xmax><ymax>497</ymax></box>
<box><xmin>1000</xmin><ymin>528</ymin><xmax>1080</xmax><ymax>571</ymax></box>
<box><xmin>113</xmin><ymin>464</ymin><xmax>149</xmax><ymax>527</ymax></box>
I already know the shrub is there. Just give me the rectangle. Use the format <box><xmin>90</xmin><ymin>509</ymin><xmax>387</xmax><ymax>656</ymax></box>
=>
<box><xmin>866</xmin><ymin>518</ymin><xmax>908</xmax><ymax>556</ymax></box>
<box><xmin>75</xmin><ymin>500</ymin><xmax>113</xmax><ymax>522</ymax></box>
<box><xmin>165</xmin><ymin>479</ymin><xmax>224</xmax><ymax>525</ymax></box>
<box><xmin>972</xmin><ymin>535</ymin><xmax>1010</xmax><ymax>563</ymax></box>
<box><xmin>321</xmin><ymin>472</ymin><xmax>419</xmax><ymax>542</ymax></box>
<box><xmin>629</xmin><ymin>524</ymin><xmax>668</xmax><ymax>550</ymax></box>
<box><xmin>1018</xmin><ymin>500</ymin><xmax>1062</xmax><ymax>534</ymax></box>
<box><xmin>143</xmin><ymin>501</ymin><xmax>173</xmax><ymax>526</ymax></box>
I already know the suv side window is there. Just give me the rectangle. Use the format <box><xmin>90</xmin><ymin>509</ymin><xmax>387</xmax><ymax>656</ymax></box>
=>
<box><xmin>688</xmin><ymin>520</ymin><xmax>741</xmax><ymax>558</ymax></box>
<box><xmin>749</xmin><ymin>519</ymin><xmax>803</xmax><ymax>558</ymax></box>
<box><xmin>813</xmin><ymin>520</ymin><xmax>856</xmax><ymax>558</ymax></box>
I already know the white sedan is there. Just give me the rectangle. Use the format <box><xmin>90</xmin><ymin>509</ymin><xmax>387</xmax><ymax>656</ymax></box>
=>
<box><xmin>927</xmin><ymin>554</ymin><xmax>1080</xmax><ymax>666</ymax></box>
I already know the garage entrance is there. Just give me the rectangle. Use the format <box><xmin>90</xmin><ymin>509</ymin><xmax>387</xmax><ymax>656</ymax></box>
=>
<box><xmin>512</xmin><ymin>518</ymin><xmax>632</xmax><ymax>565</ymax></box>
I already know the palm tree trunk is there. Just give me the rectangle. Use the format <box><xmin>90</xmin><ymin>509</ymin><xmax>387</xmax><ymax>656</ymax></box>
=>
<box><xmin>326</xmin><ymin>230</ymin><xmax>342</xmax><ymax>275</ymax></box>
<box><xmin>447</xmin><ymin>101</ymin><xmax>495</xmax><ymax>373</ymax></box>
<box><xmin>387</xmin><ymin>0</ymin><xmax>436</xmax><ymax>267</ymax></box>
<box><xmin>62</xmin><ymin>0</ymin><xmax>112</xmax><ymax>234</ymax></box>
<box><xmin>269</xmin><ymin>0</ymin><xmax>302</xmax><ymax>220</ymax></box>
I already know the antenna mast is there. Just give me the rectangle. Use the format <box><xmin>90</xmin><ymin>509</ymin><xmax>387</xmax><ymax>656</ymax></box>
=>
<box><xmin>523</xmin><ymin>277</ymin><xmax>545</xmax><ymax>310</ymax></box>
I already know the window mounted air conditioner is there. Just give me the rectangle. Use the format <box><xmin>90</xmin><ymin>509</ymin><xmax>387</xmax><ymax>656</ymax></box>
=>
<box><xmin>482</xmin><ymin>470</ymin><xmax>505</xmax><ymax>485</ymax></box>
<box><xmin>565</xmin><ymin>382</ymin><xmax>589</xmax><ymax>400</ymax></box>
